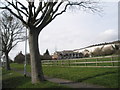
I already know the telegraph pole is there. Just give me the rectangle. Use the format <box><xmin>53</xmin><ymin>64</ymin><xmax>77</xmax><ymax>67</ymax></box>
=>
<box><xmin>24</xmin><ymin>19</ymin><xmax>27</xmax><ymax>77</ymax></box>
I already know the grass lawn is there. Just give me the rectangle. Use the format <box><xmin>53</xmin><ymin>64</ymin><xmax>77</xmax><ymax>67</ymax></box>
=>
<box><xmin>10</xmin><ymin>63</ymin><xmax>119</xmax><ymax>88</ymax></box>
<box><xmin>43</xmin><ymin>66</ymin><xmax>119</xmax><ymax>88</ymax></box>
<box><xmin>2</xmin><ymin>68</ymin><xmax>68</xmax><ymax>88</ymax></box>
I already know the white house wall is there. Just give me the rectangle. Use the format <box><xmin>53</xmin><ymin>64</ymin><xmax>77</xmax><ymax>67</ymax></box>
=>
<box><xmin>74</xmin><ymin>44</ymin><xmax>116</xmax><ymax>53</ymax></box>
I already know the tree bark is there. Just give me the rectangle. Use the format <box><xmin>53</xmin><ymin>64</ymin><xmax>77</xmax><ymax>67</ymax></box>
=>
<box><xmin>5</xmin><ymin>52</ymin><xmax>11</xmax><ymax>70</ymax></box>
<box><xmin>29</xmin><ymin>28</ymin><xmax>45</xmax><ymax>84</ymax></box>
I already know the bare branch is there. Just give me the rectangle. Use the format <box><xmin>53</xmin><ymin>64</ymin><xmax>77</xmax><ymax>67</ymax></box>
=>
<box><xmin>1</xmin><ymin>6</ymin><xmax>27</xmax><ymax>26</ymax></box>
<box><xmin>52</xmin><ymin>1</ymin><xmax>101</xmax><ymax>20</ymax></box>
<box><xmin>34</xmin><ymin>1</ymin><xmax>42</xmax><ymax>19</ymax></box>
<box><xmin>0</xmin><ymin>11</ymin><xmax>25</xmax><ymax>54</ymax></box>
<box><xmin>52</xmin><ymin>2</ymin><xmax>63</xmax><ymax>15</ymax></box>
<box><xmin>17</xmin><ymin>1</ymin><xmax>28</xmax><ymax>14</ymax></box>
<box><xmin>5</xmin><ymin>0</ymin><xmax>28</xmax><ymax>17</ymax></box>
<box><xmin>34</xmin><ymin>2</ymin><xmax>50</xmax><ymax>26</ymax></box>
<box><xmin>52</xmin><ymin>2</ymin><xmax>69</xmax><ymax>20</ymax></box>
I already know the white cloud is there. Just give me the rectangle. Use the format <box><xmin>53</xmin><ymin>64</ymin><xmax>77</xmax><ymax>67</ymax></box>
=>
<box><xmin>97</xmin><ymin>29</ymin><xmax>118</xmax><ymax>42</ymax></box>
<box><xmin>101</xmin><ymin>0</ymin><xmax>119</xmax><ymax>2</ymax></box>
<box><xmin>103</xmin><ymin>29</ymin><xmax>116</xmax><ymax>35</ymax></box>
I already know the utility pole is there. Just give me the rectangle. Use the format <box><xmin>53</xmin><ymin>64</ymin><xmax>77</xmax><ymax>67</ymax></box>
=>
<box><xmin>24</xmin><ymin>19</ymin><xmax>27</xmax><ymax>77</ymax></box>
<box><xmin>0</xmin><ymin>12</ymin><xmax>1</xmax><ymax>62</ymax></box>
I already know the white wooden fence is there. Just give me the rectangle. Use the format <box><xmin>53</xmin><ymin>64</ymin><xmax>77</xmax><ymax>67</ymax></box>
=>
<box><xmin>41</xmin><ymin>55</ymin><xmax>120</xmax><ymax>67</ymax></box>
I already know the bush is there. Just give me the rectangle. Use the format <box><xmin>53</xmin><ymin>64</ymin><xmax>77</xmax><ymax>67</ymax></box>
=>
<box><xmin>101</xmin><ymin>46</ymin><xmax>115</xmax><ymax>56</ymax></box>
<box><xmin>92</xmin><ymin>48</ymin><xmax>102</xmax><ymax>57</ymax></box>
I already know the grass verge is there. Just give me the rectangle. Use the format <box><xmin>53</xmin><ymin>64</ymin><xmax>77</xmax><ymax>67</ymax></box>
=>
<box><xmin>10</xmin><ymin>63</ymin><xmax>119</xmax><ymax>88</ymax></box>
<box><xmin>43</xmin><ymin>66</ymin><xmax>119</xmax><ymax>88</ymax></box>
<box><xmin>2</xmin><ymin>68</ymin><xmax>68</xmax><ymax>88</ymax></box>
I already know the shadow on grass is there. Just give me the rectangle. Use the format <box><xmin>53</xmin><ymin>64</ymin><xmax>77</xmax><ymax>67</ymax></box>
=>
<box><xmin>59</xmin><ymin>71</ymin><xmax>117</xmax><ymax>85</ymax></box>
<box><xmin>77</xmin><ymin>71</ymin><xmax>117</xmax><ymax>82</ymax></box>
<box><xmin>2</xmin><ymin>76</ymin><xmax>30</xmax><ymax>88</ymax></box>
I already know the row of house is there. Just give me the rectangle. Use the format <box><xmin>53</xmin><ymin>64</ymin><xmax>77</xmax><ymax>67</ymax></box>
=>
<box><xmin>52</xmin><ymin>50</ymin><xmax>84</xmax><ymax>60</ymax></box>
<box><xmin>52</xmin><ymin>40</ymin><xmax>120</xmax><ymax>60</ymax></box>
<box><xmin>52</xmin><ymin>49</ymin><xmax>90</xmax><ymax>60</ymax></box>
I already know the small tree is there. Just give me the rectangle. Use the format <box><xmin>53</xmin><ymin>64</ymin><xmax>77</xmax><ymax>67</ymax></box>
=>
<box><xmin>92</xmin><ymin>47</ymin><xmax>101</xmax><ymax>56</ymax></box>
<box><xmin>42</xmin><ymin>49</ymin><xmax>52</xmax><ymax>60</ymax></box>
<box><xmin>113</xmin><ymin>44</ymin><xmax>120</xmax><ymax>55</ymax></box>
<box><xmin>0</xmin><ymin>11</ymin><xmax>25</xmax><ymax>70</ymax></box>
<box><xmin>44</xmin><ymin>49</ymin><xmax>50</xmax><ymax>56</ymax></box>
<box><xmin>102</xmin><ymin>46</ymin><xmax>115</xmax><ymax>56</ymax></box>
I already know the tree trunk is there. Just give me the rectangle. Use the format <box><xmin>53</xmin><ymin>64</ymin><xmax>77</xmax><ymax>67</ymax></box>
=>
<box><xmin>29</xmin><ymin>28</ymin><xmax>45</xmax><ymax>84</ymax></box>
<box><xmin>5</xmin><ymin>52</ymin><xmax>11</xmax><ymax>70</ymax></box>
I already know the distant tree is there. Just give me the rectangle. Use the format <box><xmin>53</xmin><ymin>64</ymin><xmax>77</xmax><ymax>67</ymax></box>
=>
<box><xmin>42</xmin><ymin>49</ymin><xmax>52</xmax><ymax>60</ymax></box>
<box><xmin>0</xmin><ymin>11</ymin><xmax>25</xmax><ymax>70</ymax></box>
<box><xmin>113</xmin><ymin>44</ymin><xmax>120</xmax><ymax>54</ymax></box>
<box><xmin>114</xmin><ymin>44</ymin><xmax>120</xmax><ymax>50</ymax></box>
<box><xmin>115</xmin><ymin>49</ymin><xmax>120</xmax><ymax>55</ymax></box>
<box><xmin>102</xmin><ymin>46</ymin><xmax>115</xmax><ymax>56</ymax></box>
<box><xmin>84</xmin><ymin>53</ymin><xmax>89</xmax><ymax>57</ymax></box>
<box><xmin>0</xmin><ymin>0</ymin><xmax>101</xmax><ymax>83</ymax></box>
<box><xmin>44</xmin><ymin>49</ymin><xmax>50</xmax><ymax>55</ymax></box>
<box><xmin>83</xmin><ymin>49</ymin><xmax>90</xmax><ymax>57</ymax></box>
<box><xmin>92</xmin><ymin>47</ymin><xmax>102</xmax><ymax>56</ymax></box>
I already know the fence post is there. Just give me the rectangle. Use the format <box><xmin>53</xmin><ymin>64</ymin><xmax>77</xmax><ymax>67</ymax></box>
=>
<box><xmin>42</xmin><ymin>60</ymin><xmax>43</xmax><ymax>65</ymax></box>
<box><xmin>44</xmin><ymin>60</ymin><xmax>48</xmax><ymax>65</ymax></box>
<box><xmin>56</xmin><ymin>60</ymin><xmax>58</xmax><ymax>66</ymax></box>
<box><xmin>56</xmin><ymin>60</ymin><xmax>57</xmax><ymax>66</ymax></box>
<box><xmin>61</xmin><ymin>60</ymin><xmax>63</xmax><ymax>66</ymax></box>
<box><xmin>68</xmin><ymin>60</ymin><xmax>70</xmax><ymax>66</ymax></box>
<box><xmin>52</xmin><ymin>61</ymin><xmax>54</xmax><ymax>66</ymax></box>
<box><xmin>96</xmin><ymin>58</ymin><xmax>98</xmax><ymax>66</ymax></box>
<box><xmin>84</xmin><ymin>59</ymin><xmax>85</xmax><ymax>66</ymax></box>
<box><xmin>111</xmin><ymin>57</ymin><xmax>114</xmax><ymax>66</ymax></box>
<box><xmin>49</xmin><ymin>60</ymin><xmax>51</xmax><ymax>66</ymax></box>
<box><xmin>47</xmin><ymin>60</ymin><xmax>51</xmax><ymax>66</ymax></box>
<box><xmin>85</xmin><ymin>59</ymin><xmax>87</xmax><ymax>67</ymax></box>
<box><xmin>75</xmin><ymin>60</ymin><xmax>77</xmax><ymax>66</ymax></box>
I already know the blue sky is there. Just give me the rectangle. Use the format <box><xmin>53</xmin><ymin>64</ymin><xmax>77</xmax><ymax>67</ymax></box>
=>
<box><xmin>9</xmin><ymin>1</ymin><xmax>118</xmax><ymax>60</ymax></box>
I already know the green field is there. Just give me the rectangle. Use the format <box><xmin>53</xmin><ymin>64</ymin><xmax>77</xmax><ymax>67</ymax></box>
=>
<box><xmin>43</xmin><ymin>66</ymin><xmax>119</xmax><ymax>88</ymax></box>
<box><xmin>9</xmin><ymin>63</ymin><xmax>119</xmax><ymax>88</ymax></box>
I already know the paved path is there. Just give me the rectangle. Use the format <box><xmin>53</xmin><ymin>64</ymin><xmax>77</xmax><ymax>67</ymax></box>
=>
<box><xmin>44</xmin><ymin>76</ymin><xmax>105</xmax><ymax>88</ymax></box>
<box><xmin>12</xmin><ymin>68</ymin><xmax>105</xmax><ymax>88</ymax></box>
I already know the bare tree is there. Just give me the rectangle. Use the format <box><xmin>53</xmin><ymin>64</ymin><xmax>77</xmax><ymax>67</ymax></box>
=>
<box><xmin>0</xmin><ymin>11</ymin><xmax>25</xmax><ymax>70</ymax></box>
<box><xmin>0</xmin><ymin>0</ymin><xmax>101</xmax><ymax>83</ymax></box>
<box><xmin>102</xmin><ymin>45</ymin><xmax>115</xmax><ymax>56</ymax></box>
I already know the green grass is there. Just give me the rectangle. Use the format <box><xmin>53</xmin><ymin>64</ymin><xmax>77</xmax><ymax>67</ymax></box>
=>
<box><xmin>43</xmin><ymin>66</ymin><xmax>119</xmax><ymax>88</ymax></box>
<box><xmin>85</xmin><ymin>72</ymin><xmax>119</xmax><ymax>88</ymax></box>
<box><xmin>2</xmin><ymin>68</ymin><xmax>68</xmax><ymax>88</ymax></box>
<box><xmin>11</xmin><ymin>63</ymin><xmax>31</xmax><ymax>72</ymax></box>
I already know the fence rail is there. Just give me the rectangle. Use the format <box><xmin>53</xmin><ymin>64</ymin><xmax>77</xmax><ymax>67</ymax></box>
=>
<box><xmin>41</xmin><ymin>55</ymin><xmax>120</xmax><ymax>67</ymax></box>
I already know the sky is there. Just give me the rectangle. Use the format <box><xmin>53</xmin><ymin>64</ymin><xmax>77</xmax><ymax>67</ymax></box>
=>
<box><xmin>8</xmin><ymin>0</ymin><xmax>119</xmax><ymax>60</ymax></box>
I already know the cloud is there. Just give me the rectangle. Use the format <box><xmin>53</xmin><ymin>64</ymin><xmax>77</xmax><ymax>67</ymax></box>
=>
<box><xmin>101</xmin><ymin>0</ymin><xmax>119</xmax><ymax>2</ymax></box>
<box><xmin>97</xmin><ymin>29</ymin><xmax>118</xmax><ymax>42</ymax></box>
